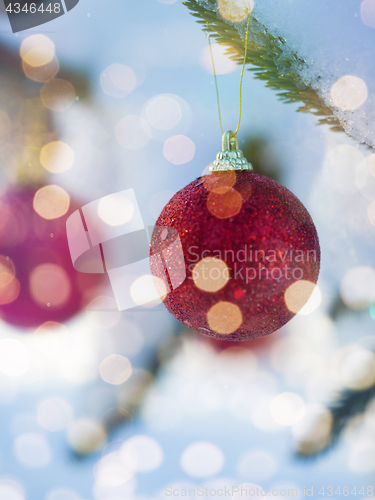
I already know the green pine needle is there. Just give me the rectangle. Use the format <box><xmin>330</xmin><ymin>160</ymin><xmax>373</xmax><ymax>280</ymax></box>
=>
<box><xmin>184</xmin><ymin>0</ymin><xmax>342</xmax><ymax>132</ymax></box>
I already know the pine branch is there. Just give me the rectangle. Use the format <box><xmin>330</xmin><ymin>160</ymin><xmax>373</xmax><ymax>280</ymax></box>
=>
<box><xmin>328</xmin><ymin>385</ymin><xmax>375</xmax><ymax>446</ymax></box>
<box><xmin>184</xmin><ymin>0</ymin><xmax>343</xmax><ymax>132</ymax></box>
<box><xmin>296</xmin><ymin>384</ymin><xmax>375</xmax><ymax>458</ymax></box>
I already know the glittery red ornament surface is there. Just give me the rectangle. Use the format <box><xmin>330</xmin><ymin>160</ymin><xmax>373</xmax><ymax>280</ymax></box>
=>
<box><xmin>150</xmin><ymin>172</ymin><xmax>320</xmax><ymax>341</ymax></box>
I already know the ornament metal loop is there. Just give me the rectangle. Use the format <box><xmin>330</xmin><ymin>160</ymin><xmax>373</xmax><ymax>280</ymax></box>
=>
<box><xmin>210</xmin><ymin>130</ymin><xmax>253</xmax><ymax>172</ymax></box>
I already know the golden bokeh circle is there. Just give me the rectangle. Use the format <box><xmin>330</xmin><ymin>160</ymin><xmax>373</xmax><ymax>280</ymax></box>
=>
<box><xmin>40</xmin><ymin>79</ymin><xmax>76</xmax><ymax>112</ymax></box>
<box><xmin>284</xmin><ymin>280</ymin><xmax>316</xmax><ymax>314</ymax></box>
<box><xmin>193</xmin><ymin>257</ymin><xmax>230</xmax><ymax>293</ymax></box>
<box><xmin>207</xmin><ymin>301</ymin><xmax>243</xmax><ymax>334</ymax></box>
<box><xmin>0</xmin><ymin>255</ymin><xmax>16</xmax><ymax>289</ymax></box>
<box><xmin>40</xmin><ymin>141</ymin><xmax>75</xmax><ymax>174</ymax></box>
<box><xmin>207</xmin><ymin>188</ymin><xmax>243</xmax><ymax>219</ymax></box>
<box><xmin>33</xmin><ymin>185</ymin><xmax>70</xmax><ymax>220</ymax></box>
<box><xmin>203</xmin><ymin>171</ymin><xmax>236</xmax><ymax>194</ymax></box>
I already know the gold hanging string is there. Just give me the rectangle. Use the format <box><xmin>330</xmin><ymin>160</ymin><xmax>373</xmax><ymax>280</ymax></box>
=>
<box><xmin>235</xmin><ymin>7</ymin><xmax>251</xmax><ymax>135</ymax></box>
<box><xmin>207</xmin><ymin>5</ymin><xmax>252</xmax><ymax>136</ymax></box>
<box><xmin>207</xmin><ymin>25</ymin><xmax>224</xmax><ymax>135</ymax></box>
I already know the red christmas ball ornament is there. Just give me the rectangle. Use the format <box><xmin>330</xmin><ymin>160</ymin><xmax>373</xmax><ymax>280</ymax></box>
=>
<box><xmin>0</xmin><ymin>184</ymin><xmax>103</xmax><ymax>328</ymax></box>
<box><xmin>150</xmin><ymin>131</ymin><xmax>320</xmax><ymax>341</ymax></box>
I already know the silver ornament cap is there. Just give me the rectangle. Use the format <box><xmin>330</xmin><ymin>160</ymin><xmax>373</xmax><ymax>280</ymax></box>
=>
<box><xmin>210</xmin><ymin>130</ymin><xmax>253</xmax><ymax>172</ymax></box>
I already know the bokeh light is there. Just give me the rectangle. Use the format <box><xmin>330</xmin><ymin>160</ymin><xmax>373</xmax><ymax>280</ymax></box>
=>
<box><xmin>203</xmin><ymin>170</ymin><xmax>237</xmax><ymax>194</ymax></box>
<box><xmin>361</xmin><ymin>0</ymin><xmax>375</xmax><ymax>28</ymax></box>
<box><xmin>0</xmin><ymin>478</ymin><xmax>25</xmax><ymax>500</ymax></box>
<box><xmin>37</xmin><ymin>398</ymin><xmax>73</xmax><ymax>432</ymax></box>
<box><xmin>163</xmin><ymin>135</ymin><xmax>195</xmax><ymax>165</ymax></box>
<box><xmin>121</xmin><ymin>435</ymin><xmax>164</xmax><ymax>472</ymax></box>
<box><xmin>331</xmin><ymin>75</ymin><xmax>368</xmax><ymax>111</ymax></box>
<box><xmin>99</xmin><ymin>355</ymin><xmax>132</xmax><ymax>385</ymax></box>
<box><xmin>335</xmin><ymin>345</ymin><xmax>375</xmax><ymax>390</ymax></box>
<box><xmin>295</xmin><ymin>285</ymin><xmax>322</xmax><ymax>315</ymax></box>
<box><xmin>67</xmin><ymin>418</ymin><xmax>107</xmax><ymax>455</ymax></box>
<box><xmin>100</xmin><ymin>64</ymin><xmax>137</xmax><ymax>98</ymax></box>
<box><xmin>22</xmin><ymin>56</ymin><xmax>59</xmax><ymax>83</ymax></box>
<box><xmin>13</xmin><ymin>432</ymin><xmax>51</xmax><ymax>468</ymax></box>
<box><xmin>46</xmin><ymin>488</ymin><xmax>81</xmax><ymax>500</ymax></box>
<box><xmin>0</xmin><ymin>278</ymin><xmax>21</xmax><ymax>305</ymax></box>
<box><xmin>94</xmin><ymin>451</ymin><xmax>136</xmax><ymax>487</ymax></box>
<box><xmin>292</xmin><ymin>404</ymin><xmax>333</xmax><ymax>455</ymax></box>
<box><xmin>0</xmin><ymin>339</ymin><xmax>30</xmax><ymax>377</ymax></box>
<box><xmin>348</xmin><ymin>440</ymin><xmax>375</xmax><ymax>473</ymax></box>
<box><xmin>115</xmin><ymin>115</ymin><xmax>151</xmax><ymax>150</ymax></box>
<box><xmin>130</xmin><ymin>275</ymin><xmax>168</xmax><ymax>307</ymax></box>
<box><xmin>0</xmin><ymin>256</ymin><xmax>16</xmax><ymax>289</ymax></box>
<box><xmin>40</xmin><ymin>79</ymin><xmax>76</xmax><ymax>112</ymax></box>
<box><xmin>20</xmin><ymin>34</ymin><xmax>55</xmax><ymax>67</ymax></box>
<box><xmin>270</xmin><ymin>392</ymin><xmax>305</xmax><ymax>426</ymax></box>
<box><xmin>322</xmin><ymin>144</ymin><xmax>363</xmax><ymax>195</ymax></box>
<box><xmin>97</xmin><ymin>192</ymin><xmax>134</xmax><ymax>226</ymax></box>
<box><xmin>180</xmin><ymin>441</ymin><xmax>224</xmax><ymax>477</ymax></box>
<box><xmin>217</xmin><ymin>0</ymin><xmax>254</xmax><ymax>23</ymax></box>
<box><xmin>201</xmin><ymin>43</ymin><xmax>238</xmax><ymax>74</ymax></box>
<box><xmin>40</xmin><ymin>141</ymin><xmax>75</xmax><ymax>174</ymax></box>
<box><xmin>193</xmin><ymin>257</ymin><xmax>229</xmax><ymax>292</ymax></box>
<box><xmin>284</xmin><ymin>280</ymin><xmax>316</xmax><ymax>314</ymax></box>
<box><xmin>29</xmin><ymin>264</ymin><xmax>72</xmax><ymax>308</ymax></box>
<box><xmin>207</xmin><ymin>189</ymin><xmax>243</xmax><ymax>219</ymax></box>
<box><xmin>207</xmin><ymin>301</ymin><xmax>242</xmax><ymax>334</ymax></box>
<box><xmin>232</xmin><ymin>483</ymin><xmax>263</xmax><ymax>500</ymax></box>
<box><xmin>86</xmin><ymin>296</ymin><xmax>121</xmax><ymax>329</ymax></box>
<box><xmin>367</xmin><ymin>200</ymin><xmax>375</xmax><ymax>225</ymax></box>
<box><xmin>340</xmin><ymin>266</ymin><xmax>375</xmax><ymax>310</ymax></box>
<box><xmin>33</xmin><ymin>185</ymin><xmax>70</xmax><ymax>220</ymax></box>
<box><xmin>237</xmin><ymin>449</ymin><xmax>277</xmax><ymax>481</ymax></box>
<box><xmin>147</xmin><ymin>95</ymin><xmax>182</xmax><ymax>130</ymax></box>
